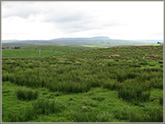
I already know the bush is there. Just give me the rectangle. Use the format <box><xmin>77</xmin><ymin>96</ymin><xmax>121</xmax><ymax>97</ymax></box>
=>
<box><xmin>16</xmin><ymin>88</ymin><xmax>39</xmax><ymax>101</ymax></box>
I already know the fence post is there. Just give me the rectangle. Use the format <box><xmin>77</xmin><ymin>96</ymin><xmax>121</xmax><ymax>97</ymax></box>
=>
<box><xmin>39</xmin><ymin>50</ymin><xmax>41</xmax><ymax>57</ymax></box>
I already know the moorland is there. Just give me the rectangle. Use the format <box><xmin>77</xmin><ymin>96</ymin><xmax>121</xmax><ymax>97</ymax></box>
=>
<box><xmin>2</xmin><ymin>42</ymin><xmax>163</xmax><ymax>122</ymax></box>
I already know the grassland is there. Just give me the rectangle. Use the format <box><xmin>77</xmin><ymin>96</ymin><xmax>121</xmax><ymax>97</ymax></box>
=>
<box><xmin>2</xmin><ymin>45</ymin><xmax>92</xmax><ymax>57</ymax></box>
<box><xmin>2</xmin><ymin>45</ymin><xmax>163</xmax><ymax>122</ymax></box>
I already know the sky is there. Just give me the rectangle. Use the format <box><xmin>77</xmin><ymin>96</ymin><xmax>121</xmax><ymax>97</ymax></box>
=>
<box><xmin>2</xmin><ymin>1</ymin><xmax>164</xmax><ymax>41</ymax></box>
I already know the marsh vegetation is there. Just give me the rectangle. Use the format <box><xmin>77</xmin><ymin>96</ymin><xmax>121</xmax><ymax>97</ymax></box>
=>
<box><xmin>2</xmin><ymin>45</ymin><xmax>163</xmax><ymax>122</ymax></box>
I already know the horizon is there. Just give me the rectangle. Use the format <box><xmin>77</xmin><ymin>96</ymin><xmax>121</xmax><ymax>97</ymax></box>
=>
<box><xmin>2</xmin><ymin>35</ymin><xmax>164</xmax><ymax>43</ymax></box>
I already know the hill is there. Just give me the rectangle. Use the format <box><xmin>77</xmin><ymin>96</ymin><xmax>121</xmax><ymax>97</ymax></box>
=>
<box><xmin>2</xmin><ymin>36</ymin><xmax>163</xmax><ymax>48</ymax></box>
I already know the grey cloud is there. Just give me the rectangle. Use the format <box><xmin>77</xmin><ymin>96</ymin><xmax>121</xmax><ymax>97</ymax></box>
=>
<box><xmin>103</xmin><ymin>22</ymin><xmax>126</xmax><ymax>27</ymax></box>
<box><xmin>103</xmin><ymin>23</ymin><xmax>118</xmax><ymax>27</ymax></box>
<box><xmin>3</xmin><ymin>11</ymin><xmax>38</xmax><ymax>19</ymax></box>
<box><xmin>2</xmin><ymin>2</ymin><xmax>41</xmax><ymax>18</ymax></box>
<box><xmin>58</xmin><ymin>21</ymin><xmax>104</xmax><ymax>34</ymax></box>
<box><xmin>2</xmin><ymin>2</ymin><xmax>101</xmax><ymax>34</ymax></box>
<box><xmin>43</xmin><ymin>11</ymin><xmax>85</xmax><ymax>23</ymax></box>
<box><xmin>42</xmin><ymin>11</ymin><xmax>102</xmax><ymax>33</ymax></box>
<box><xmin>2</xmin><ymin>2</ymin><xmax>94</xmax><ymax>25</ymax></box>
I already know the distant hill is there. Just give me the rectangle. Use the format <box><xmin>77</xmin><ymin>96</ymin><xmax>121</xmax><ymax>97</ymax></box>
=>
<box><xmin>2</xmin><ymin>36</ymin><xmax>163</xmax><ymax>48</ymax></box>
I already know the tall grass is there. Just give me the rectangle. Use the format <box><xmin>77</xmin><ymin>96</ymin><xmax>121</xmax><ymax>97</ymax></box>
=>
<box><xmin>150</xmin><ymin>77</ymin><xmax>163</xmax><ymax>89</ymax></box>
<box><xmin>117</xmin><ymin>80</ymin><xmax>151</xmax><ymax>102</ymax></box>
<box><xmin>2</xmin><ymin>45</ymin><xmax>163</xmax><ymax>95</ymax></box>
<box><xmin>113</xmin><ymin>107</ymin><xmax>131</xmax><ymax>120</ymax></box>
<box><xmin>129</xmin><ymin>106</ymin><xmax>163</xmax><ymax>122</ymax></box>
<box><xmin>16</xmin><ymin>88</ymin><xmax>39</xmax><ymax>101</ymax></box>
<box><xmin>102</xmin><ymin>79</ymin><xmax>121</xmax><ymax>90</ymax></box>
<box><xmin>112</xmin><ymin>106</ymin><xmax>163</xmax><ymax>122</ymax></box>
<box><xmin>2</xmin><ymin>45</ymin><xmax>163</xmax><ymax>122</ymax></box>
<box><xmin>3</xmin><ymin>98</ymin><xmax>65</xmax><ymax>122</ymax></box>
<box><xmin>116</xmin><ymin>72</ymin><xmax>137</xmax><ymax>82</ymax></box>
<box><xmin>159</xmin><ymin>97</ymin><xmax>163</xmax><ymax>105</ymax></box>
<box><xmin>33</xmin><ymin>98</ymin><xmax>65</xmax><ymax>115</ymax></box>
<box><xmin>70</xmin><ymin>111</ymin><xmax>114</xmax><ymax>122</ymax></box>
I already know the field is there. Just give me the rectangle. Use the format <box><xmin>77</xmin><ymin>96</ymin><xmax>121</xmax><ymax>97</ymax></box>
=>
<box><xmin>2</xmin><ymin>45</ymin><xmax>92</xmax><ymax>57</ymax></box>
<box><xmin>2</xmin><ymin>45</ymin><xmax>163</xmax><ymax>122</ymax></box>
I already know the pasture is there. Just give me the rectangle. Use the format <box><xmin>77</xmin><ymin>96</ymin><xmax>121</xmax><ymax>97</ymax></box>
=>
<box><xmin>2</xmin><ymin>45</ymin><xmax>91</xmax><ymax>57</ymax></box>
<box><xmin>2</xmin><ymin>45</ymin><xmax>163</xmax><ymax>122</ymax></box>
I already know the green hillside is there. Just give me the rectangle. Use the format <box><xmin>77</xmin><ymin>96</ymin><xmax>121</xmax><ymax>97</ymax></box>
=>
<box><xmin>2</xmin><ymin>45</ymin><xmax>92</xmax><ymax>57</ymax></box>
<box><xmin>2</xmin><ymin>45</ymin><xmax>163</xmax><ymax>122</ymax></box>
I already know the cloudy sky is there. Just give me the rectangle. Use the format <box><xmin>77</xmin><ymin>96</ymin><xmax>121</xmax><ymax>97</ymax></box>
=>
<box><xmin>2</xmin><ymin>1</ymin><xmax>163</xmax><ymax>40</ymax></box>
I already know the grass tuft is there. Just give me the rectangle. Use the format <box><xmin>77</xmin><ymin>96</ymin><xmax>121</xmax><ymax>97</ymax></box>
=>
<box><xmin>117</xmin><ymin>81</ymin><xmax>151</xmax><ymax>102</ymax></box>
<box><xmin>16</xmin><ymin>88</ymin><xmax>39</xmax><ymax>101</ymax></box>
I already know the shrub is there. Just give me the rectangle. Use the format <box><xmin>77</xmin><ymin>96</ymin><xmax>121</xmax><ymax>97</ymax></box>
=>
<box><xmin>16</xmin><ymin>88</ymin><xmax>39</xmax><ymax>101</ymax></box>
